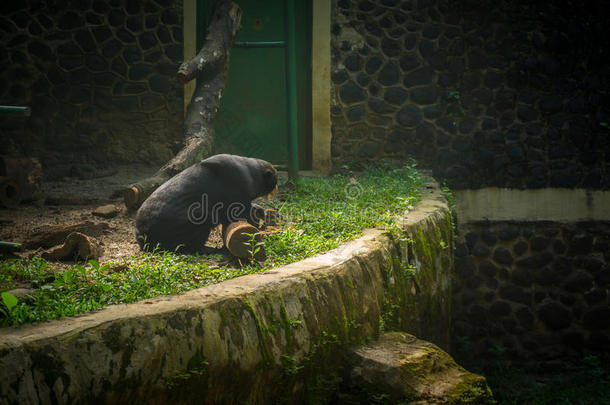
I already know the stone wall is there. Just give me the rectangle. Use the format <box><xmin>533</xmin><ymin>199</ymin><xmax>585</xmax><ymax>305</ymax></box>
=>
<box><xmin>452</xmin><ymin>221</ymin><xmax>610</xmax><ymax>362</ymax></box>
<box><xmin>0</xmin><ymin>0</ymin><xmax>184</xmax><ymax>176</ymax></box>
<box><xmin>330</xmin><ymin>0</ymin><xmax>609</xmax><ymax>189</ymax></box>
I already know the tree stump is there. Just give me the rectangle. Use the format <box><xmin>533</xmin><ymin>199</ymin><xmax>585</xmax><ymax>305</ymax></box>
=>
<box><xmin>222</xmin><ymin>221</ymin><xmax>266</xmax><ymax>261</ymax></box>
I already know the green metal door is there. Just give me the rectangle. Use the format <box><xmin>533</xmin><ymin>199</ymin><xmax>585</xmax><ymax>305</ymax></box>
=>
<box><xmin>204</xmin><ymin>0</ymin><xmax>311</xmax><ymax>168</ymax></box>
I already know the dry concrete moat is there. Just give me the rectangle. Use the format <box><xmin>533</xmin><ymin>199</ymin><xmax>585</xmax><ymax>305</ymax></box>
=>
<box><xmin>0</xmin><ymin>182</ymin><xmax>493</xmax><ymax>404</ymax></box>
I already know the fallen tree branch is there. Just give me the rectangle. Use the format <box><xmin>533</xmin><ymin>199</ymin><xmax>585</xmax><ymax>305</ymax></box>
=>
<box><xmin>124</xmin><ymin>1</ymin><xmax>242</xmax><ymax>209</ymax></box>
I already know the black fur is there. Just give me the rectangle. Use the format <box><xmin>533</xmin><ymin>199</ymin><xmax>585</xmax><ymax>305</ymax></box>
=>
<box><xmin>135</xmin><ymin>154</ymin><xmax>278</xmax><ymax>253</ymax></box>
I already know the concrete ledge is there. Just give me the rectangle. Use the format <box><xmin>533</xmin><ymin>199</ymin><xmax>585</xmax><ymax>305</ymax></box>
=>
<box><xmin>455</xmin><ymin>188</ymin><xmax>610</xmax><ymax>222</ymax></box>
<box><xmin>0</xmin><ymin>182</ymin><xmax>452</xmax><ymax>404</ymax></box>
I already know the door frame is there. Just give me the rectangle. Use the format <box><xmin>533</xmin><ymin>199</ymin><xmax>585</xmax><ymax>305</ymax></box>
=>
<box><xmin>183</xmin><ymin>0</ymin><xmax>331</xmax><ymax>173</ymax></box>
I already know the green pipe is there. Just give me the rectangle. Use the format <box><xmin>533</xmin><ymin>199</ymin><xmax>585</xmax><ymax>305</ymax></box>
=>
<box><xmin>0</xmin><ymin>241</ymin><xmax>24</xmax><ymax>253</ymax></box>
<box><xmin>234</xmin><ymin>41</ymin><xmax>285</xmax><ymax>48</ymax></box>
<box><xmin>0</xmin><ymin>106</ymin><xmax>31</xmax><ymax>117</ymax></box>
<box><xmin>284</xmin><ymin>0</ymin><xmax>299</xmax><ymax>180</ymax></box>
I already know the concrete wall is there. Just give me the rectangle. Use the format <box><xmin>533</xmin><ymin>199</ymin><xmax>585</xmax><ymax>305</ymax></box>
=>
<box><xmin>0</xmin><ymin>0</ymin><xmax>184</xmax><ymax>177</ymax></box>
<box><xmin>0</xmin><ymin>183</ymin><xmax>453</xmax><ymax>404</ymax></box>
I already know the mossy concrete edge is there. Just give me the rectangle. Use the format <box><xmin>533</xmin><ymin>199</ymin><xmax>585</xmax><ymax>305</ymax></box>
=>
<box><xmin>0</xmin><ymin>180</ymin><xmax>453</xmax><ymax>404</ymax></box>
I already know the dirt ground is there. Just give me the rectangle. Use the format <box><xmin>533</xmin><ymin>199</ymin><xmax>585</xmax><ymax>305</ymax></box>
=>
<box><xmin>0</xmin><ymin>164</ymin><xmax>225</xmax><ymax>264</ymax></box>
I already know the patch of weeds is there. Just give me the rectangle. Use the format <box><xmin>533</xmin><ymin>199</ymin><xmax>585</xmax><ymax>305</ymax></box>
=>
<box><xmin>481</xmin><ymin>354</ymin><xmax>610</xmax><ymax>405</ymax></box>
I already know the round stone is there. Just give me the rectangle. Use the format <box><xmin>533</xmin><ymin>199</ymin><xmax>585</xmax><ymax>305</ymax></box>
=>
<box><xmin>418</xmin><ymin>39</ymin><xmax>435</xmax><ymax>58</ymax></box>
<box><xmin>161</xmin><ymin>9</ymin><xmax>179</xmax><ymax>25</ymax></box>
<box><xmin>564</xmin><ymin>272</ymin><xmax>593</xmax><ymax>293</ymax></box>
<box><xmin>28</xmin><ymin>41</ymin><xmax>53</xmax><ymax>60</ymax></box>
<box><xmin>436</xmin><ymin>117</ymin><xmax>457</xmax><ymax>134</ymax></box>
<box><xmin>493</xmin><ymin>247</ymin><xmax>513</xmax><ymax>265</ymax></box>
<box><xmin>539</xmin><ymin>95</ymin><xmax>563</xmax><ymax>113</ymax></box>
<box><xmin>512</xmin><ymin>267</ymin><xmax>532</xmax><ymax>287</ymax></box>
<box><xmin>377</xmin><ymin>63</ymin><xmax>399</xmax><ymax>85</ymax></box>
<box><xmin>404</xmin><ymin>34</ymin><xmax>416</xmax><ymax>50</ymax></box>
<box><xmin>58</xmin><ymin>11</ymin><xmax>84</xmax><ymax>30</ymax></box>
<box><xmin>126</xmin><ymin>0</ymin><xmax>140</xmax><ymax>14</ymax></box>
<box><xmin>85</xmin><ymin>55</ymin><xmax>107</xmax><ymax>71</ymax></box>
<box><xmin>356</xmin><ymin>74</ymin><xmax>370</xmax><ymax>87</ymax></box>
<box><xmin>116</xmin><ymin>28</ymin><xmax>136</xmax><ymax>43</ymax></box>
<box><xmin>58</xmin><ymin>56</ymin><xmax>83</xmax><ymax>70</ymax></box>
<box><xmin>58</xmin><ymin>43</ymin><xmax>81</xmax><ymax>55</ymax></box>
<box><xmin>411</xmin><ymin>86</ymin><xmax>439</xmax><ymax>105</ymax></box>
<box><xmin>139</xmin><ymin>32</ymin><xmax>157</xmax><ymax>50</ymax></box>
<box><xmin>538</xmin><ymin>302</ymin><xmax>571</xmax><ymax>330</ymax></box>
<box><xmin>489</xmin><ymin>301</ymin><xmax>511</xmax><ymax>317</ymax></box>
<box><xmin>515</xmin><ymin>307</ymin><xmax>534</xmax><ymax>329</ymax></box>
<box><xmin>365</xmin><ymin>57</ymin><xmax>383</xmax><ymax>74</ymax></box>
<box><xmin>344</xmin><ymin>55</ymin><xmax>361</xmax><ymax>72</ymax></box>
<box><xmin>365</xmin><ymin>22</ymin><xmax>383</xmax><ymax>37</ymax></box>
<box><xmin>387</xmin><ymin>128</ymin><xmax>412</xmax><ymax>143</ymax></box>
<box><xmin>108</xmin><ymin>9</ymin><xmax>125</xmax><ymax>27</ymax></box>
<box><xmin>346</xmin><ymin>106</ymin><xmax>364</xmax><ymax>122</ymax></box>
<box><xmin>92</xmin><ymin>27</ymin><xmax>112</xmax><ymax>43</ymax></box>
<box><xmin>399</xmin><ymin>54</ymin><xmax>420</xmax><ymax>72</ymax></box>
<box><xmin>478</xmin><ymin>260</ymin><xmax>498</xmax><ymax>277</ymax></box>
<box><xmin>75</xmin><ymin>30</ymin><xmax>96</xmax><ymax>52</ymax></box>
<box><xmin>129</xmin><ymin>64</ymin><xmax>153</xmax><ymax>80</ymax></box>
<box><xmin>124</xmin><ymin>83</ymin><xmax>147</xmax><ymax>94</ymax></box>
<box><xmin>149</xmin><ymin>74</ymin><xmax>171</xmax><ymax>93</ymax></box>
<box><xmin>368</xmin><ymin>99</ymin><xmax>395</xmax><ymax>114</ymax></box>
<box><xmin>164</xmin><ymin>44</ymin><xmax>181</xmax><ymax>61</ymax></box>
<box><xmin>126</xmin><ymin>16</ymin><xmax>143</xmax><ymax>32</ymax></box>
<box><xmin>331</xmin><ymin>69</ymin><xmax>348</xmax><ymax>84</ymax></box>
<box><xmin>396</xmin><ymin>106</ymin><xmax>422</xmax><ymax>127</ymax></box>
<box><xmin>422</xmin><ymin>24</ymin><xmax>441</xmax><ymax>39</ymax></box>
<box><xmin>383</xmin><ymin>87</ymin><xmax>407</xmax><ymax>105</ymax></box>
<box><xmin>499</xmin><ymin>285</ymin><xmax>531</xmax><ymax>304</ymax></box>
<box><xmin>381</xmin><ymin>38</ymin><xmax>400</xmax><ymax>57</ymax></box>
<box><xmin>517</xmin><ymin>106</ymin><xmax>538</xmax><ymax>122</ymax></box>
<box><xmin>102</xmin><ymin>39</ymin><xmax>122</xmax><ymax>58</ymax></box>
<box><xmin>339</xmin><ymin>82</ymin><xmax>365</xmax><ymax>104</ymax></box>
<box><xmin>403</xmin><ymin>67</ymin><xmax>434</xmax><ymax>87</ymax></box>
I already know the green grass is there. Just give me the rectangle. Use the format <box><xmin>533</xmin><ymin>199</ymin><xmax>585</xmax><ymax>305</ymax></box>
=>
<box><xmin>482</xmin><ymin>356</ymin><xmax>610</xmax><ymax>405</ymax></box>
<box><xmin>0</xmin><ymin>163</ymin><xmax>423</xmax><ymax>327</ymax></box>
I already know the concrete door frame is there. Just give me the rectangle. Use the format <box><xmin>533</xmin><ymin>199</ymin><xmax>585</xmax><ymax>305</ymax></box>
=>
<box><xmin>183</xmin><ymin>0</ymin><xmax>332</xmax><ymax>174</ymax></box>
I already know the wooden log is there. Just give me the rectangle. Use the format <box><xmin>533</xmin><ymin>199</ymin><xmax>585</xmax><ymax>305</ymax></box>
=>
<box><xmin>177</xmin><ymin>2</ymin><xmax>242</xmax><ymax>84</ymax></box>
<box><xmin>222</xmin><ymin>221</ymin><xmax>266</xmax><ymax>261</ymax></box>
<box><xmin>124</xmin><ymin>1</ymin><xmax>242</xmax><ymax>209</ymax></box>
<box><xmin>0</xmin><ymin>176</ymin><xmax>20</xmax><ymax>208</ymax></box>
<box><xmin>0</xmin><ymin>241</ymin><xmax>24</xmax><ymax>253</ymax></box>
<box><xmin>0</xmin><ymin>156</ymin><xmax>42</xmax><ymax>202</ymax></box>
<box><xmin>41</xmin><ymin>232</ymin><xmax>103</xmax><ymax>262</ymax></box>
<box><xmin>24</xmin><ymin>221</ymin><xmax>110</xmax><ymax>249</ymax></box>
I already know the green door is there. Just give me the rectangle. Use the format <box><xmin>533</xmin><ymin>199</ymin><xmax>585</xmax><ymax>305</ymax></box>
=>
<box><xmin>203</xmin><ymin>0</ymin><xmax>311</xmax><ymax>168</ymax></box>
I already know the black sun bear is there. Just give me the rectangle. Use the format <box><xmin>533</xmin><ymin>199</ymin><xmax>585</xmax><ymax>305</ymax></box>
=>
<box><xmin>135</xmin><ymin>154</ymin><xmax>278</xmax><ymax>253</ymax></box>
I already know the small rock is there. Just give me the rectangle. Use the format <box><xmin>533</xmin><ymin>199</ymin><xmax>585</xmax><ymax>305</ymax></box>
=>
<box><xmin>348</xmin><ymin>332</ymin><xmax>494</xmax><ymax>403</ymax></box>
<box><xmin>6</xmin><ymin>288</ymin><xmax>34</xmax><ymax>298</ymax></box>
<box><xmin>92</xmin><ymin>204</ymin><xmax>121</xmax><ymax>218</ymax></box>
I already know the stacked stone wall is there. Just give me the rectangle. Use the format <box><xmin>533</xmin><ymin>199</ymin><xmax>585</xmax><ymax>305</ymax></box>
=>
<box><xmin>452</xmin><ymin>221</ymin><xmax>610</xmax><ymax>362</ymax></box>
<box><xmin>330</xmin><ymin>0</ymin><xmax>610</xmax><ymax>189</ymax></box>
<box><xmin>0</xmin><ymin>0</ymin><xmax>184</xmax><ymax>176</ymax></box>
